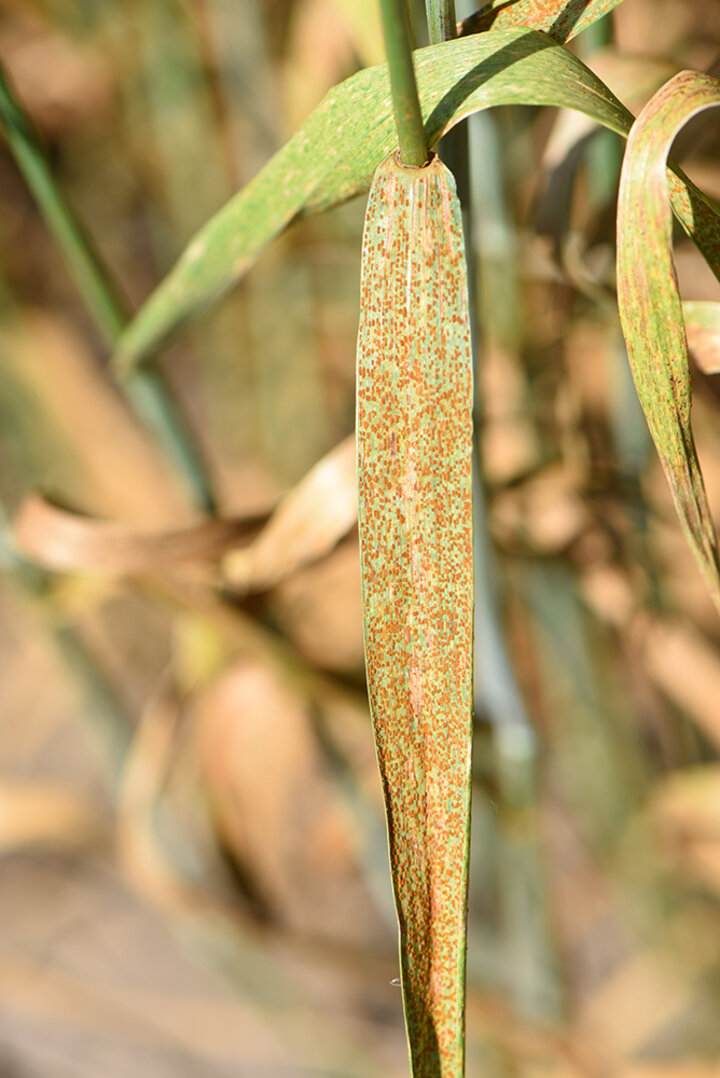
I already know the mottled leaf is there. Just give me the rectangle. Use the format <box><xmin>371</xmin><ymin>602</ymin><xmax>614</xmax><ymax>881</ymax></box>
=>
<box><xmin>617</xmin><ymin>72</ymin><xmax>720</xmax><ymax>612</ymax></box>
<box><xmin>357</xmin><ymin>152</ymin><xmax>473</xmax><ymax>1076</ymax></box>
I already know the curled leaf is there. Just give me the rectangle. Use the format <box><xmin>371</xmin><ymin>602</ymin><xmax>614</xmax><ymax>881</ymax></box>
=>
<box><xmin>13</xmin><ymin>438</ymin><xmax>358</xmax><ymax>589</ymax></box>
<box><xmin>616</xmin><ymin>71</ymin><xmax>720</xmax><ymax>611</ymax></box>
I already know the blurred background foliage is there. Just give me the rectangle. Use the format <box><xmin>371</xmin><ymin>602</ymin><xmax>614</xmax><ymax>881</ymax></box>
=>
<box><xmin>2</xmin><ymin>0</ymin><xmax>720</xmax><ymax>1075</ymax></box>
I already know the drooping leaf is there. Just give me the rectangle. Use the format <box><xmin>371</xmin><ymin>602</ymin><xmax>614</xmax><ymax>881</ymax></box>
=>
<box><xmin>458</xmin><ymin>0</ymin><xmax>626</xmax><ymax>42</ymax></box>
<box><xmin>11</xmin><ymin>494</ymin><xmax>253</xmax><ymax>577</ymax></box>
<box><xmin>357</xmin><ymin>151</ymin><xmax>473</xmax><ymax>1076</ymax></box>
<box><xmin>223</xmin><ymin>435</ymin><xmax>356</xmax><ymax>593</ymax></box>
<box><xmin>12</xmin><ymin>436</ymin><xmax>358</xmax><ymax>587</ymax></box>
<box><xmin>115</xmin><ymin>29</ymin><xmax>630</xmax><ymax>369</ymax></box>
<box><xmin>616</xmin><ymin>71</ymin><xmax>720</xmax><ymax>612</ymax></box>
<box><xmin>115</xmin><ymin>28</ymin><xmax>720</xmax><ymax>370</ymax></box>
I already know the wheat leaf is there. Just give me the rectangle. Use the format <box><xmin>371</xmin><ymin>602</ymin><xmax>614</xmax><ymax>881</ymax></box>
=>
<box><xmin>115</xmin><ymin>28</ymin><xmax>638</xmax><ymax>369</ymax></box>
<box><xmin>357</xmin><ymin>151</ymin><xmax>473</xmax><ymax>1076</ymax></box>
<box><xmin>459</xmin><ymin>0</ymin><xmax>626</xmax><ymax>41</ymax></box>
<box><xmin>617</xmin><ymin>71</ymin><xmax>720</xmax><ymax>612</ymax></box>
<box><xmin>116</xmin><ymin>29</ymin><xmax>720</xmax><ymax>371</ymax></box>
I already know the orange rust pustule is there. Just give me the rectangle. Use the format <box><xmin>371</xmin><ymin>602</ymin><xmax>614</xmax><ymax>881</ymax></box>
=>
<box><xmin>356</xmin><ymin>151</ymin><xmax>473</xmax><ymax>1076</ymax></box>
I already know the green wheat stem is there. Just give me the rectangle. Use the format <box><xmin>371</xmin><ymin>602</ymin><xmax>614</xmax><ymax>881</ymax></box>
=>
<box><xmin>0</xmin><ymin>69</ymin><xmax>126</xmax><ymax>344</ymax></box>
<box><xmin>425</xmin><ymin>0</ymin><xmax>457</xmax><ymax>45</ymax></box>
<box><xmin>379</xmin><ymin>0</ymin><xmax>428</xmax><ymax>167</ymax></box>
<box><xmin>0</xmin><ymin>65</ymin><xmax>215</xmax><ymax>513</ymax></box>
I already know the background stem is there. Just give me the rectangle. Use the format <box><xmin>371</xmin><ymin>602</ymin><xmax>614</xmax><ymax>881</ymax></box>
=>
<box><xmin>425</xmin><ymin>0</ymin><xmax>457</xmax><ymax>45</ymax></box>
<box><xmin>0</xmin><ymin>66</ymin><xmax>215</xmax><ymax>513</ymax></box>
<box><xmin>379</xmin><ymin>0</ymin><xmax>428</xmax><ymax>167</ymax></box>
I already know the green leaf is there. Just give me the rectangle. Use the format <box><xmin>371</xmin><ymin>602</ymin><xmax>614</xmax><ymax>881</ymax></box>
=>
<box><xmin>115</xmin><ymin>28</ymin><xmax>720</xmax><ymax>371</ymax></box>
<box><xmin>459</xmin><ymin>0</ymin><xmax>626</xmax><ymax>42</ymax></box>
<box><xmin>115</xmin><ymin>28</ymin><xmax>633</xmax><ymax>369</ymax></box>
<box><xmin>357</xmin><ymin>152</ymin><xmax>473</xmax><ymax>1076</ymax></box>
<box><xmin>616</xmin><ymin>72</ymin><xmax>720</xmax><ymax>612</ymax></box>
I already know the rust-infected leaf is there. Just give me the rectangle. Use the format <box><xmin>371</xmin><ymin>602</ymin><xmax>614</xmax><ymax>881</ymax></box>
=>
<box><xmin>616</xmin><ymin>71</ymin><xmax>720</xmax><ymax>612</ymax></box>
<box><xmin>115</xmin><ymin>28</ymin><xmax>635</xmax><ymax>368</ymax></box>
<box><xmin>357</xmin><ymin>152</ymin><xmax>473</xmax><ymax>1076</ymax></box>
<box><xmin>459</xmin><ymin>0</ymin><xmax>626</xmax><ymax>42</ymax></box>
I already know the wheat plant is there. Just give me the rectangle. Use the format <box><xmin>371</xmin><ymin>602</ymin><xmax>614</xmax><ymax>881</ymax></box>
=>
<box><xmin>3</xmin><ymin>1</ymin><xmax>720</xmax><ymax>1075</ymax></box>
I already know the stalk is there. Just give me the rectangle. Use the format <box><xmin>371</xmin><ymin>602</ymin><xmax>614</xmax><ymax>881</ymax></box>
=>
<box><xmin>379</xmin><ymin>0</ymin><xmax>428</xmax><ymax>167</ymax></box>
<box><xmin>0</xmin><ymin>65</ymin><xmax>215</xmax><ymax>513</ymax></box>
<box><xmin>425</xmin><ymin>0</ymin><xmax>457</xmax><ymax>45</ymax></box>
